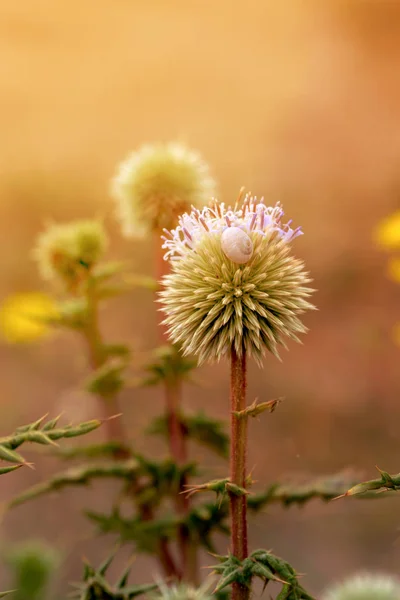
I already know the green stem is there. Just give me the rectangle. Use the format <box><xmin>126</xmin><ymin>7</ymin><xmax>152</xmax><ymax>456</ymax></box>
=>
<box><xmin>230</xmin><ymin>348</ymin><xmax>250</xmax><ymax>600</ymax></box>
<box><xmin>85</xmin><ymin>275</ymin><xmax>180</xmax><ymax>579</ymax></box>
<box><xmin>84</xmin><ymin>277</ymin><xmax>126</xmax><ymax>448</ymax></box>
<box><xmin>156</xmin><ymin>233</ymin><xmax>197</xmax><ymax>583</ymax></box>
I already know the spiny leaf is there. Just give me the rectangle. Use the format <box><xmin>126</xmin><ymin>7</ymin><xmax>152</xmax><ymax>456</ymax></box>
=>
<box><xmin>42</xmin><ymin>414</ymin><xmax>62</xmax><ymax>431</ymax></box>
<box><xmin>86</xmin><ymin>509</ymin><xmax>178</xmax><ymax>554</ymax></box>
<box><xmin>183</xmin><ymin>478</ymin><xmax>231</xmax><ymax>499</ymax></box>
<box><xmin>141</xmin><ymin>344</ymin><xmax>197</xmax><ymax>387</ymax></box>
<box><xmin>0</xmin><ymin>415</ymin><xmax>103</xmax><ymax>473</ymax></box>
<box><xmin>7</xmin><ymin>459</ymin><xmax>140</xmax><ymax>509</ymax></box>
<box><xmin>233</xmin><ymin>397</ymin><xmax>283</xmax><ymax>419</ymax></box>
<box><xmin>14</xmin><ymin>413</ymin><xmax>48</xmax><ymax>432</ymax></box>
<box><xmin>184</xmin><ymin>501</ymin><xmax>230</xmax><ymax>552</ymax></box>
<box><xmin>57</xmin><ymin>441</ymin><xmax>131</xmax><ymax>460</ymax></box>
<box><xmin>85</xmin><ymin>361</ymin><xmax>126</xmax><ymax>398</ymax></box>
<box><xmin>70</xmin><ymin>549</ymin><xmax>157</xmax><ymax>599</ymax></box>
<box><xmin>212</xmin><ymin>550</ymin><xmax>315</xmax><ymax>599</ymax></box>
<box><xmin>48</xmin><ymin>299</ymin><xmax>88</xmax><ymax>331</ymax></box>
<box><xmin>336</xmin><ymin>466</ymin><xmax>400</xmax><ymax>498</ymax></box>
<box><xmin>1</xmin><ymin>417</ymin><xmax>102</xmax><ymax>450</ymax></box>
<box><xmin>0</xmin><ymin>445</ymin><xmax>27</xmax><ymax>466</ymax></box>
<box><xmin>248</xmin><ymin>470</ymin><xmax>360</xmax><ymax>510</ymax></box>
<box><xmin>148</xmin><ymin>410</ymin><xmax>229</xmax><ymax>457</ymax></box>
<box><xmin>0</xmin><ymin>465</ymin><xmax>24</xmax><ymax>475</ymax></box>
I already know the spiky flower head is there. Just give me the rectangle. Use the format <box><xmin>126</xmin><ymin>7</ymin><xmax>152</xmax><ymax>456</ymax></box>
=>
<box><xmin>111</xmin><ymin>142</ymin><xmax>215</xmax><ymax>237</ymax></box>
<box><xmin>33</xmin><ymin>219</ymin><xmax>107</xmax><ymax>286</ymax></box>
<box><xmin>150</xmin><ymin>580</ymin><xmax>213</xmax><ymax>600</ymax></box>
<box><xmin>160</xmin><ymin>191</ymin><xmax>314</xmax><ymax>365</ymax></box>
<box><xmin>323</xmin><ymin>573</ymin><xmax>400</xmax><ymax>600</ymax></box>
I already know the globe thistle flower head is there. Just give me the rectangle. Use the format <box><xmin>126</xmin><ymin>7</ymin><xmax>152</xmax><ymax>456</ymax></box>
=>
<box><xmin>111</xmin><ymin>142</ymin><xmax>215</xmax><ymax>237</ymax></box>
<box><xmin>323</xmin><ymin>573</ymin><xmax>400</xmax><ymax>600</ymax></box>
<box><xmin>160</xmin><ymin>192</ymin><xmax>315</xmax><ymax>365</ymax></box>
<box><xmin>33</xmin><ymin>219</ymin><xmax>108</xmax><ymax>286</ymax></box>
<box><xmin>150</xmin><ymin>580</ymin><xmax>213</xmax><ymax>600</ymax></box>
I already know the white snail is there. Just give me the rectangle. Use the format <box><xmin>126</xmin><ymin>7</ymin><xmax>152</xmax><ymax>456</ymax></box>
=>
<box><xmin>221</xmin><ymin>227</ymin><xmax>253</xmax><ymax>264</ymax></box>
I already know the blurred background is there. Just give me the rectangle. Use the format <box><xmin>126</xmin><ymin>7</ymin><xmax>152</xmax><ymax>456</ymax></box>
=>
<box><xmin>1</xmin><ymin>0</ymin><xmax>400</xmax><ymax>596</ymax></box>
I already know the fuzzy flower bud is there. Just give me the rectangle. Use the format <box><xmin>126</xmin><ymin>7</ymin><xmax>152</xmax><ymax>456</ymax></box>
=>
<box><xmin>150</xmin><ymin>581</ymin><xmax>213</xmax><ymax>600</ymax></box>
<box><xmin>160</xmin><ymin>192</ymin><xmax>315</xmax><ymax>364</ymax></box>
<box><xmin>111</xmin><ymin>142</ymin><xmax>215</xmax><ymax>237</ymax></box>
<box><xmin>323</xmin><ymin>573</ymin><xmax>400</xmax><ymax>600</ymax></box>
<box><xmin>33</xmin><ymin>220</ymin><xmax>108</xmax><ymax>285</ymax></box>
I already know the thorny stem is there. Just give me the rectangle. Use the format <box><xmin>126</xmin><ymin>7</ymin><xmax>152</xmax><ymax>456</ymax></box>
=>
<box><xmin>138</xmin><ymin>498</ymin><xmax>181</xmax><ymax>579</ymax></box>
<box><xmin>85</xmin><ymin>274</ymin><xmax>180</xmax><ymax>579</ymax></box>
<box><xmin>230</xmin><ymin>347</ymin><xmax>250</xmax><ymax>600</ymax></box>
<box><xmin>155</xmin><ymin>233</ymin><xmax>197</xmax><ymax>583</ymax></box>
<box><xmin>165</xmin><ymin>376</ymin><xmax>197</xmax><ymax>583</ymax></box>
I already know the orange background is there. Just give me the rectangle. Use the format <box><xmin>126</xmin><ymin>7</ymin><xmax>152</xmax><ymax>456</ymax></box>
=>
<box><xmin>1</xmin><ymin>1</ymin><xmax>400</xmax><ymax>596</ymax></box>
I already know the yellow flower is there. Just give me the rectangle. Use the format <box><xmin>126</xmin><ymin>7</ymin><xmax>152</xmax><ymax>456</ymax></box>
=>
<box><xmin>393</xmin><ymin>322</ymin><xmax>400</xmax><ymax>347</ymax></box>
<box><xmin>375</xmin><ymin>211</ymin><xmax>400</xmax><ymax>250</ymax></box>
<box><xmin>0</xmin><ymin>292</ymin><xmax>59</xmax><ymax>344</ymax></box>
<box><xmin>386</xmin><ymin>257</ymin><xmax>400</xmax><ymax>283</ymax></box>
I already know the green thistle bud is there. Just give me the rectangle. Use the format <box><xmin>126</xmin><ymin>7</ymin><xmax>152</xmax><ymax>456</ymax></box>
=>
<box><xmin>5</xmin><ymin>540</ymin><xmax>58</xmax><ymax>600</ymax></box>
<box><xmin>323</xmin><ymin>573</ymin><xmax>400</xmax><ymax>600</ymax></box>
<box><xmin>33</xmin><ymin>220</ymin><xmax>108</xmax><ymax>285</ymax></box>
<box><xmin>150</xmin><ymin>581</ymin><xmax>213</xmax><ymax>600</ymax></box>
<box><xmin>111</xmin><ymin>142</ymin><xmax>215</xmax><ymax>237</ymax></box>
<box><xmin>160</xmin><ymin>193</ymin><xmax>315</xmax><ymax>364</ymax></box>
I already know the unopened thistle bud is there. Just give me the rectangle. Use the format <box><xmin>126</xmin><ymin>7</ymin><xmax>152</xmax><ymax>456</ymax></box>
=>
<box><xmin>160</xmin><ymin>192</ymin><xmax>315</xmax><ymax>364</ymax></box>
<box><xmin>323</xmin><ymin>573</ymin><xmax>400</xmax><ymax>600</ymax></box>
<box><xmin>150</xmin><ymin>581</ymin><xmax>213</xmax><ymax>600</ymax></box>
<box><xmin>33</xmin><ymin>220</ymin><xmax>107</xmax><ymax>285</ymax></box>
<box><xmin>111</xmin><ymin>142</ymin><xmax>215</xmax><ymax>237</ymax></box>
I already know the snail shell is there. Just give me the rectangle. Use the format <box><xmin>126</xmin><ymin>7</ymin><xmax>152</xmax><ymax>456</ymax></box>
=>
<box><xmin>221</xmin><ymin>227</ymin><xmax>253</xmax><ymax>264</ymax></box>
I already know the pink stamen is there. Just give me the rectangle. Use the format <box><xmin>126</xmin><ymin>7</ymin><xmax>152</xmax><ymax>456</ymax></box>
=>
<box><xmin>182</xmin><ymin>227</ymin><xmax>192</xmax><ymax>241</ymax></box>
<box><xmin>259</xmin><ymin>206</ymin><xmax>265</xmax><ymax>229</ymax></box>
<box><xmin>162</xmin><ymin>228</ymin><xmax>173</xmax><ymax>239</ymax></box>
<box><xmin>199</xmin><ymin>217</ymin><xmax>209</xmax><ymax>231</ymax></box>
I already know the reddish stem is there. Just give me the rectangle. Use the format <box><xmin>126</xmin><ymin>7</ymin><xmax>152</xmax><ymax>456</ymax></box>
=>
<box><xmin>230</xmin><ymin>348</ymin><xmax>250</xmax><ymax>600</ymax></box>
<box><xmin>84</xmin><ymin>275</ymin><xmax>180</xmax><ymax>578</ymax></box>
<box><xmin>165</xmin><ymin>376</ymin><xmax>194</xmax><ymax>581</ymax></box>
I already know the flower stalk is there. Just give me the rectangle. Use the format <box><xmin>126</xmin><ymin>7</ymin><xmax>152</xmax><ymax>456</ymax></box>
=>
<box><xmin>229</xmin><ymin>347</ymin><xmax>250</xmax><ymax>600</ymax></box>
<box><xmin>156</xmin><ymin>237</ymin><xmax>196</xmax><ymax>583</ymax></box>
<box><xmin>83</xmin><ymin>276</ymin><xmax>126</xmax><ymax>446</ymax></box>
<box><xmin>85</xmin><ymin>272</ymin><xmax>181</xmax><ymax>580</ymax></box>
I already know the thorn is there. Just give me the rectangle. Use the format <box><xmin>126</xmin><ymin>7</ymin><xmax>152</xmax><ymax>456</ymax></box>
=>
<box><xmin>103</xmin><ymin>413</ymin><xmax>123</xmax><ymax>422</ymax></box>
<box><xmin>331</xmin><ymin>493</ymin><xmax>347</xmax><ymax>501</ymax></box>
